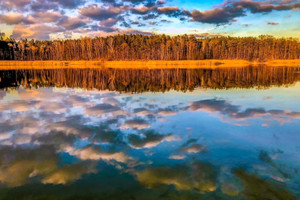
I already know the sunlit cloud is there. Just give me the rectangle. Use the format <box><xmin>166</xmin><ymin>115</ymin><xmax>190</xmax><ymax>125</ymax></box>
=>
<box><xmin>0</xmin><ymin>0</ymin><xmax>299</xmax><ymax>39</ymax></box>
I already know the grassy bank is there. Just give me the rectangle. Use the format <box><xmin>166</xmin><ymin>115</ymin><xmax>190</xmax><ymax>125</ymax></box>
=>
<box><xmin>0</xmin><ymin>60</ymin><xmax>299</xmax><ymax>69</ymax></box>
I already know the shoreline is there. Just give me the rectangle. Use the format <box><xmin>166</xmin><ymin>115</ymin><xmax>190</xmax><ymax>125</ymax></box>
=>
<box><xmin>0</xmin><ymin>60</ymin><xmax>299</xmax><ymax>69</ymax></box>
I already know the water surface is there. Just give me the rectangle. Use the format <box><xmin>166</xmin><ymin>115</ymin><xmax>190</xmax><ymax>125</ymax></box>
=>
<box><xmin>0</xmin><ymin>66</ymin><xmax>299</xmax><ymax>200</ymax></box>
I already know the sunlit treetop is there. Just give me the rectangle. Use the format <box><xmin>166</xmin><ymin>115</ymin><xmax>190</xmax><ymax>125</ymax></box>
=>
<box><xmin>0</xmin><ymin>0</ymin><xmax>299</xmax><ymax>40</ymax></box>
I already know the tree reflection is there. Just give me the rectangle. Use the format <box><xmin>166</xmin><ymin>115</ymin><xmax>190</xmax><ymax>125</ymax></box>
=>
<box><xmin>0</xmin><ymin>66</ymin><xmax>300</xmax><ymax>92</ymax></box>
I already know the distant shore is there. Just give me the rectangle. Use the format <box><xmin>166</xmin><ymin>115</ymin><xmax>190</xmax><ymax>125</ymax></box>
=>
<box><xmin>0</xmin><ymin>60</ymin><xmax>300</xmax><ymax>69</ymax></box>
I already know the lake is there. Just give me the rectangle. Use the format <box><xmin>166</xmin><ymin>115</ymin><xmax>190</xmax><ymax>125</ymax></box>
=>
<box><xmin>0</xmin><ymin>65</ymin><xmax>299</xmax><ymax>200</ymax></box>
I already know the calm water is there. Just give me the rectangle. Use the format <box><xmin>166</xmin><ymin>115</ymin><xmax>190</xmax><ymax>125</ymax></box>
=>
<box><xmin>0</xmin><ymin>66</ymin><xmax>299</xmax><ymax>200</ymax></box>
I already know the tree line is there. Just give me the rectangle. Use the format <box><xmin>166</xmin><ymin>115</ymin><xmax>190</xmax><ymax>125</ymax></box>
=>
<box><xmin>0</xmin><ymin>34</ymin><xmax>300</xmax><ymax>61</ymax></box>
<box><xmin>1</xmin><ymin>66</ymin><xmax>299</xmax><ymax>92</ymax></box>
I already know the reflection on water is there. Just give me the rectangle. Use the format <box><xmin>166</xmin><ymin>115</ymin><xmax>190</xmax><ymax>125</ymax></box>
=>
<box><xmin>1</xmin><ymin>66</ymin><xmax>300</xmax><ymax>92</ymax></box>
<box><xmin>0</xmin><ymin>66</ymin><xmax>300</xmax><ymax>199</ymax></box>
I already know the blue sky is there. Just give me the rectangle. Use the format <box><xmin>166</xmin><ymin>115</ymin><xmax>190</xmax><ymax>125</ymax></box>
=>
<box><xmin>0</xmin><ymin>0</ymin><xmax>299</xmax><ymax>40</ymax></box>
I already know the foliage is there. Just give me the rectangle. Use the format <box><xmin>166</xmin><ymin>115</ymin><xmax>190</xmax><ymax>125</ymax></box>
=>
<box><xmin>1</xmin><ymin>35</ymin><xmax>300</xmax><ymax>61</ymax></box>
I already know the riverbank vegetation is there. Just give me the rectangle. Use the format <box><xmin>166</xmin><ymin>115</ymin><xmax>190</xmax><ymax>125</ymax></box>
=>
<box><xmin>1</xmin><ymin>34</ymin><xmax>300</xmax><ymax>61</ymax></box>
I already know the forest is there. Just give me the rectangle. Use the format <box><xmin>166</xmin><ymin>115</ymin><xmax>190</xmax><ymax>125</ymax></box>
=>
<box><xmin>1</xmin><ymin>66</ymin><xmax>299</xmax><ymax>92</ymax></box>
<box><xmin>0</xmin><ymin>34</ymin><xmax>300</xmax><ymax>61</ymax></box>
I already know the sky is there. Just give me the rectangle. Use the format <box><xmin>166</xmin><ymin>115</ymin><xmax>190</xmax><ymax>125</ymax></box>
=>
<box><xmin>0</xmin><ymin>0</ymin><xmax>300</xmax><ymax>40</ymax></box>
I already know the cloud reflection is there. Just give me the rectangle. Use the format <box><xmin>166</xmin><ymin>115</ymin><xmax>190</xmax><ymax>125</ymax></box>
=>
<box><xmin>0</xmin><ymin>85</ymin><xmax>299</xmax><ymax>199</ymax></box>
<box><xmin>136</xmin><ymin>162</ymin><xmax>217</xmax><ymax>193</ymax></box>
<box><xmin>190</xmin><ymin>99</ymin><xmax>300</xmax><ymax>125</ymax></box>
<box><xmin>128</xmin><ymin>130</ymin><xmax>180</xmax><ymax>149</ymax></box>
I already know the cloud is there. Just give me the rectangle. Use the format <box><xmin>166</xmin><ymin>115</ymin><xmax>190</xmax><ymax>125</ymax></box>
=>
<box><xmin>148</xmin><ymin>21</ymin><xmax>156</xmax><ymax>25</ymax></box>
<box><xmin>59</xmin><ymin>16</ymin><xmax>88</xmax><ymax>30</ymax></box>
<box><xmin>168</xmin><ymin>154</ymin><xmax>186</xmax><ymax>160</ymax></box>
<box><xmin>0</xmin><ymin>145</ymin><xmax>97</xmax><ymax>187</ymax></box>
<box><xmin>0</xmin><ymin>91</ymin><xmax>5</xmax><ymax>100</ymax></box>
<box><xmin>64</xmin><ymin>95</ymin><xmax>90</xmax><ymax>107</ymax></box>
<box><xmin>93</xmin><ymin>127</ymin><xmax>121</xmax><ymax>144</ymax></box>
<box><xmin>79</xmin><ymin>4</ymin><xmax>127</xmax><ymax>20</ymax></box>
<box><xmin>36</xmin><ymin>101</ymin><xmax>68</xmax><ymax>114</ymax></box>
<box><xmin>84</xmin><ymin>103</ymin><xmax>125</xmax><ymax>117</ymax></box>
<box><xmin>33</xmin><ymin>11</ymin><xmax>63</xmax><ymax>23</ymax></box>
<box><xmin>267</xmin><ymin>21</ymin><xmax>279</xmax><ymax>25</ymax></box>
<box><xmin>65</xmin><ymin>146</ymin><xmax>131</xmax><ymax>163</ymax></box>
<box><xmin>12</xmin><ymin>24</ymin><xmax>64</xmax><ymax>40</ymax></box>
<box><xmin>128</xmin><ymin>130</ymin><xmax>179</xmax><ymax>149</ymax></box>
<box><xmin>133</xmin><ymin>108</ymin><xmax>154</xmax><ymax>116</ymax></box>
<box><xmin>189</xmin><ymin>99</ymin><xmax>300</xmax><ymax>124</ymax></box>
<box><xmin>0</xmin><ymin>146</ymin><xmax>58</xmax><ymax>187</ymax></box>
<box><xmin>44</xmin><ymin>116</ymin><xmax>93</xmax><ymax>139</ymax></box>
<box><xmin>120</xmin><ymin>118</ymin><xmax>151</xmax><ymax>129</ymax></box>
<box><xmin>0</xmin><ymin>100</ymin><xmax>38</xmax><ymax>112</ymax></box>
<box><xmin>34</xmin><ymin>133</ymin><xmax>75</xmax><ymax>152</ymax></box>
<box><xmin>0</xmin><ymin>0</ymin><xmax>31</xmax><ymax>11</ymax></box>
<box><xmin>235</xmin><ymin>169</ymin><xmax>297</xmax><ymax>200</ymax></box>
<box><xmin>157</xmin><ymin>6</ymin><xmax>183</xmax><ymax>17</ymax></box>
<box><xmin>99</xmin><ymin>18</ymin><xmax>119</xmax><ymax>27</ymax></box>
<box><xmin>190</xmin><ymin>99</ymin><xmax>239</xmax><ymax>114</ymax></box>
<box><xmin>169</xmin><ymin>138</ymin><xmax>205</xmax><ymax>159</ymax></box>
<box><xmin>42</xmin><ymin>163</ymin><xmax>96</xmax><ymax>185</ymax></box>
<box><xmin>181</xmin><ymin>144</ymin><xmax>205</xmax><ymax>153</ymax></box>
<box><xmin>131</xmin><ymin>5</ymin><xmax>184</xmax><ymax>20</ymax></box>
<box><xmin>131</xmin><ymin>5</ymin><xmax>156</xmax><ymax>14</ymax></box>
<box><xmin>54</xmin><ymin>0</ymin><xmax>85</xmax><ymax>9</ymax></box>
<box><xmin>158</xmin><ymin>109</ymin><xmax>177</xmax><ymax>116</ymax></box>
<box><xmin>0</xmin><ymin>13</ymin><xmax>35</xmax><ymax>25</ymax></box>
<box><xmin>119</xmin><ymin>29</ymin><xmax>153</xmax><ymax>35</ymax></box>
<box><xmin>186</xmin><ymin>0</ymin><xmax>300</xmax><ymax>24</ymax></box>
<box><xmin>136</xmin><ymin>162</ymin><xmax>217</xmax><ymax>193</ymax></box>
<box><xmin>0</xmin><ymin>0</ymin><xmax>299</xmax><ymax>40</ymax></box>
